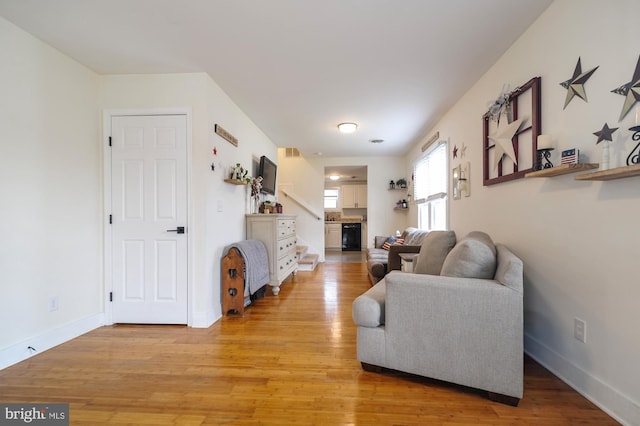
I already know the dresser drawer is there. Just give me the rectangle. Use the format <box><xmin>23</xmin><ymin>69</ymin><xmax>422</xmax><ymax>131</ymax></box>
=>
<box><xmin>278</xmin><ymin>219</ymin><xmax>296</xmax><ymax>237</ymax></box>
<box><xmin>277</xmin><ymin>251</ymin><xmax>297</xmax><ymax>276</ymax></box>
<box><xmin>277</xmin><ymin>235</ymin><xmax>296</xmax><ymax>258</ymax></box>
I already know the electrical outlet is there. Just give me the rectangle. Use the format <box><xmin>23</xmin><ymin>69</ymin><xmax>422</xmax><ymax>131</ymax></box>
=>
<box><xmin>574</xmin><ymin>317</ymin><xmax>586</xmax><ymax>343</ymax></box>
<box><xmin>48</xmin><ymin>297</ymin><xmax>59</xmax><ymax>312</ymax></box>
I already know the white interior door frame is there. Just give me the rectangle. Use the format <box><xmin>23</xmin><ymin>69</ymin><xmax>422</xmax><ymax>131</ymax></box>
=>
<box><xmin>103</xmin><ymin>108</ymin><xmax>193</xmax><ymax>326</ymax></box>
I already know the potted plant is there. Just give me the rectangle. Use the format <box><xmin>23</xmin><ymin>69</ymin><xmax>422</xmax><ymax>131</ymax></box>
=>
<box><xmin>396</xmin><ymin>178</ymin><xmax>407</xmax><ymax>188</ymax></box>
<box><xmin>231</xmin><ymin>163</ymin><xmax>251</xmax><ymax>183</ymax></box>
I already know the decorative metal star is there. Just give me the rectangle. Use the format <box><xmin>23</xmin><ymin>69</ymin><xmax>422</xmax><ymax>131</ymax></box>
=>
<box><xmin>460</xmin><ymin>143</ymin><xmax>467</xmax><ymax>158</ymax></box>
<box><xmin>611</xmin><ymin>55</ymin><xmax>640</xmax><ymax>121</ymax></box>
<box><xmin>560</xmin><ymin>57</ymin><xmax>599</xmax><ymax>109</ymax></box>
<box><xmin>593</xmin><ymin>123</ymin><xmax>619</xmax><ymax>144</ymax></box>
<box><xmin>453</xmin><ymin>145</ymin><xmax>458</xmax><ymax>158</ymax></box>
<box><xmin>213</xmin><ymin>147</ymin><xmax>217</xmax><ymax>155</ymax></box>
<box><xmin>489</xmin><ymin>118</ymin><xmax>525</xmax><ymax>170</ymax></box>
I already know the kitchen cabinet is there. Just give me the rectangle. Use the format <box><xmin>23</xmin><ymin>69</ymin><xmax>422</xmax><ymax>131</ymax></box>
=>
<box><xmin>325</xmin><ymin>223</ymin><xmax>342</xmax><ymax>249</ymax></box>
<box><xmin>342</xmin><ymin>184</ymin><xmax>367</xmax><ymax>208</ymax></box>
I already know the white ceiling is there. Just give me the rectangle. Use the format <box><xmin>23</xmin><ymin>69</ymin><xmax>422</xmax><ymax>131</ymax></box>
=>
<box><xmin>0</xmin><ymin>0</ymin><xmax>553</xmax><ymax>158</ymax></box>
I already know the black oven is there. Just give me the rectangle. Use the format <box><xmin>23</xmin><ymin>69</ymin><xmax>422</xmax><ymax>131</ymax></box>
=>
<box><xmin>341</xmin><ymin>223</ymin><xmax>362</xmax><ymax>251</ymax></box>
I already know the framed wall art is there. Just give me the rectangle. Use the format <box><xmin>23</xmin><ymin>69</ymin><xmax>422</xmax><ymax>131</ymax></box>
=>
<box><xmin>483</xmin><ymin>76</ymin><xmax>541</xmax><ymax>186</ymax></box>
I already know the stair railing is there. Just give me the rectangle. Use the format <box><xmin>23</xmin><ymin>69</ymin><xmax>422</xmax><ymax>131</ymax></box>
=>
<box><xmin>279</xmin><ymin>188</ymin><xmax>323</xmax><ymax>221</ymax></box>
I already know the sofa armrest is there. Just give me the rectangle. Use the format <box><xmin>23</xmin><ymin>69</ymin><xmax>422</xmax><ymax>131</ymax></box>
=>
<box><xmin>383</xmin><ymin>271</ymin><xmax>523</xmax><ymax>398</ymax></box>
<box><xmin>387</xmin><ymin>245</ymin><xmax>421</xmax><ymax>271</ymax></box>
<box><xmin>374</xmin><ymin>236</ymin><xmax>388</xmax><ymax>249</ymax></box>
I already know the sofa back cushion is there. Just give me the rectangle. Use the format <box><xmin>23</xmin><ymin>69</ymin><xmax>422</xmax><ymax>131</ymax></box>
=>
<box><xmin>413</xmin><ymin>230</ymin><xmax>457</xmax><ymax>275</ymax></box>
<box><xmin>403</xmin><ymin>229</ymin><xmax>430</xmax><ymax>246</ymax></box>
<box><xmin>440</xmin><ymin>231</ymin><xmax>497</xmax><ymax>279</ymax></box>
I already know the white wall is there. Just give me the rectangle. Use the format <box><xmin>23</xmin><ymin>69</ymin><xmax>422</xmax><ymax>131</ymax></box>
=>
<box><xmin>407</xmin><ymin>1</ymin><xmax>640</xmax><ymax>423</ymax></box>
<box><xmin>101</xmin><ymin>73</ymin><xmax>277</xmax><ymax>327</ymax></box>
<box><xmin>278</xmin><ymin>153</ymin><xmax>407</xmax><ymax>257</ymax></box>
<box><xmin>0</xmin><ymin>17</ymin><xmax>102</xmax><ymax>366</ymax></box>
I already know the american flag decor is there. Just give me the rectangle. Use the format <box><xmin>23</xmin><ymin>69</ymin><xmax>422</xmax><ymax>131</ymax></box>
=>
<box><xmin>561</xmin><ymin>148</ymin><xmax>579</xmax><ymax>165</ymax></box>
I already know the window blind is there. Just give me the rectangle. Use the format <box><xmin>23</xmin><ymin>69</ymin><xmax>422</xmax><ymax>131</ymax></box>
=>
<box><xmin>413</xmin><ymin>142</ymin><xmax>447</xmax><ymax>204</ymax></box>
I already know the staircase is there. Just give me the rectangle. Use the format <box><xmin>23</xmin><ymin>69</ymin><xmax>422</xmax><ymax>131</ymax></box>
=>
<box><xmin>297</xmin><ymin>245</ymin><xmax>319</xmax><ymax>271</ymax></box>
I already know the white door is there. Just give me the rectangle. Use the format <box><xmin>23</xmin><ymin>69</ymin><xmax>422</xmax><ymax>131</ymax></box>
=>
<box><xmin>110</xmin><ymin>115</ymin><xmax>188</xmax><ymax>324</ymax></box>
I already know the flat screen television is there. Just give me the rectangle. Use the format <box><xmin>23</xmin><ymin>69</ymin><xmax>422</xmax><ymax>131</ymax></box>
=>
<box><xmin>258</xmin><ymin>155</ymin><xmax>277</xmax><ymax>195</ymax></box>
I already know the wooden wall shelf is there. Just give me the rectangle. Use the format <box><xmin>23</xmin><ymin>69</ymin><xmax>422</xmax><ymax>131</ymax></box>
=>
<box><xmin>224</xmin><ymin>179</ymin><xmax>248</xmax><ymax>185</ymax></box>
<box><xmin>525</xmin><ymin>163</ymin><xmax>599</xmax><ymax>178</ymax></box>
<box><xmin>574</xmin><ymin>163</ymin><xmax>640</xmax><ymax>181</ymax></box>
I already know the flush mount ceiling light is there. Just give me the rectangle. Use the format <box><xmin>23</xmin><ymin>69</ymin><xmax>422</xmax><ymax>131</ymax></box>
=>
<box><xmin>337</xmin><ymin>122</ymin><xmax>357</xmax><ymax>134</ymax></box>
<box><xmin>329</xmin><ymin>175</ymin><xmax>340</xmax><ymax>180</ymax></box>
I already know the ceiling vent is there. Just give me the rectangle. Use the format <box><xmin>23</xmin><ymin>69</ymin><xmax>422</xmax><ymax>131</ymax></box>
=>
<box><xmin>284</xmin><ymin>147</ymin><xmax>301</xmax><ymax>157</ymax></box>
<box><xmin>369</xmin><ymin>139</ymin><xmax>384</xmax><ymax>144</ymax></box>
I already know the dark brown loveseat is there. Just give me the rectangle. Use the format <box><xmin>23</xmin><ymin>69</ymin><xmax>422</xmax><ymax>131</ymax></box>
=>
<box><xmin>365</xmin><ymin>227</ymin><xmax>429</xmax><ymax>284</ymax></box>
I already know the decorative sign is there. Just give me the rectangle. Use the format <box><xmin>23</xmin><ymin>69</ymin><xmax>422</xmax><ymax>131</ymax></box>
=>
<box><xmin>215</xmin><ymin>124</ymin><xmax>238</xmax><ymax>147</ymax></box>
<box><xmin>482</xmin><ymin>76</ymin><xmax>541</xmax><ymax>186</ymax></box>
<box><xmin>561</xmin><ymin>148</ymin><xmax>579</xmax><ymax>165</ymax></box>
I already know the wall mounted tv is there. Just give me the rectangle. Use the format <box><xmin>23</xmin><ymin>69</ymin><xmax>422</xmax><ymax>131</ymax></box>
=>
<box><xmin>258</xmin><ymin>155</ymin><xmax>277</xmax><ymax>195</ymax></box>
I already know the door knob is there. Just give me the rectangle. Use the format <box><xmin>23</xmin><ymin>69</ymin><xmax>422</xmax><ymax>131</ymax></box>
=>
<box><xmin>167</xmin><ymin>226</ymin><xmax>185</xmax><ymax>234</ymax></box>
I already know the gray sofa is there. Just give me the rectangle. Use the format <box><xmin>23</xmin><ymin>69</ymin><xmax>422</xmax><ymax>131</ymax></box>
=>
<box><xmin>353</xmin><ymin>231</ymin><xmax>524</xmax><ymax>405</ymax></box>
<box><xmin>366</xmin><ymin>227</ymin><xmax>429</xmax><ymax>284</ymax></box>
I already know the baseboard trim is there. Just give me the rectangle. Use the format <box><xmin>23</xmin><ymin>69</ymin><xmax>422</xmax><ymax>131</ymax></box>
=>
<box><xmin>0</xmin><ymin>313</ymin><xmax>105</xmax><ymax>371</ymax></box>
<box><xmin>190</xmin><ymin>311</ymin><xmax>218</xmax><ymax>328</ymax></box>
<box><xmin>525</xmin><ymin>333</ymin><xmax>638</xmax><ymax>426</ymax></box>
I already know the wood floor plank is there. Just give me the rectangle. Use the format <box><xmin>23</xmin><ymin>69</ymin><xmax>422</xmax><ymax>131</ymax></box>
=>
<box><xmin>0</xmin><ymin>259</ymin><xmax>619</xmax><ymax>425</ymax></box>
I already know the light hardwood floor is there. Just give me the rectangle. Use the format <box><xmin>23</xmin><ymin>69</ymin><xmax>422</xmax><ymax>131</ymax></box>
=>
<box><xmin>0</xmin><ymin>260</ymin><xmax>618</xmax><ymax>425</ymax></box>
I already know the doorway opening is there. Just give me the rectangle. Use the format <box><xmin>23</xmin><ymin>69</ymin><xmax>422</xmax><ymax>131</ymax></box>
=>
<box><xmin>323</xmin><ymin>165</ymin><xmax>367</xmax><ymax>262</ymax></box>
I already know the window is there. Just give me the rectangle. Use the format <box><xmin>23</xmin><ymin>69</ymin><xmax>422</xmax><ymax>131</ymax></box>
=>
<box><xmin>414</xmin><ymin>141</ymin><xmax>448</xmax><ymax>231</ymax></box>
<box><xmin>324</xmin><ymin>188</ymin><xmax>339</xmax><ymax>209</ymax></box>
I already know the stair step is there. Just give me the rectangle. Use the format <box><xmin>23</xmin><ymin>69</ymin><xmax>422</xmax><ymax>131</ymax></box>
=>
<box><xmin>297</xmin><ymin>253</ymin><xmax>319</xmax><ymax>271</ymax></box>
<box><xmin>296</xmin><ymin>245</ymin><xmax>308</xmax><ymax>256</ymax></box>
<box><xmin>298</xmin><ymin>253</ymin><xmax>318</xmax><ymax>264</ymax></box>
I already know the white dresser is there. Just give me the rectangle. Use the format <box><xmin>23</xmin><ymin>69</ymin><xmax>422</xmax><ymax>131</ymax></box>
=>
<box><xmin>246</xmin><ymin>214</ymin><xmax>297</xmax><ymax>295</ymax></box>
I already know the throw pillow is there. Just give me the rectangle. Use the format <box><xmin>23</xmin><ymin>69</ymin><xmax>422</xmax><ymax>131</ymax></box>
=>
<box><xmin>412</xmin><ymin>231</ymin><xmax>457</xmax><ymax>275</ymax></box>
<box><xmin>382</xmin><ymin>236</ymin><xmax>405</xmax><ymax>251</ymax></box>
<box><xmin>440</xmin><ymin>231</ymin><xmax>497</xmax><ymax>279</ymax></box>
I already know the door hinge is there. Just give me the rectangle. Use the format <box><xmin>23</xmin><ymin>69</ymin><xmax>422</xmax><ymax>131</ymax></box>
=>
<box><xmin>109</xmin><ymin>214</ymin><xmax>112</xmax><ymax>224</ymax></box>
<box><xmin>109</xmin><ymin>292</ymin><xmax>113</xmax><ymax>302</ymax></box>
<box><xmin>108</xmin><ymin>136</ymin><xmax>112</xmax><ymax>147</ymax></box>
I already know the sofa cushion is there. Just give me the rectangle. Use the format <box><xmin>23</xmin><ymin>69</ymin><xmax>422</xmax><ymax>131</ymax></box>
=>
<box><xmin>367</xmin><ymin>248</ymin><xmax>388</xmax><ymax>262</ymax></box>
<box><xmin>403</xmin><ymin>229</ymin><xmax>429</xmax><ymax>246</ymax></box>
<box><xmin>400</xmin><ymin>227</ymin><xmax>417</xmax><ymax>240</ymax></box>
<box><xmin>440</xmin><ymin>231</ymin><xmax>497</xmax><ymax>279</ymax></box>
<box><xmin>352</xmin><ymin>280</ymin><xmax>386</xmax><ymax>327</ymax></box>
<box><xmin>413</xmin><ymin>230</ymin><xmax>457</xmax><ymax>275</ymax></box>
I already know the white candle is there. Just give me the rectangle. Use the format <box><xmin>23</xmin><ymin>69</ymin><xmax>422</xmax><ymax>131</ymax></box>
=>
<box><xmin>537</xmin><ymin>134</ymin><xmax>553</xmax><ymax>150</ymax></box>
